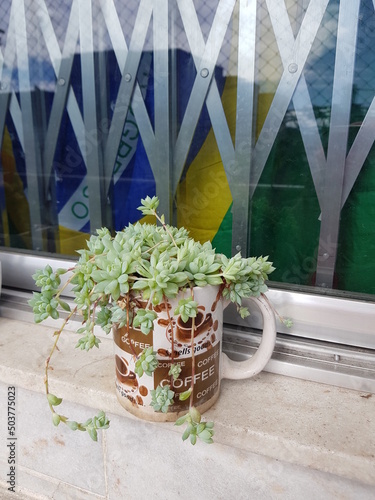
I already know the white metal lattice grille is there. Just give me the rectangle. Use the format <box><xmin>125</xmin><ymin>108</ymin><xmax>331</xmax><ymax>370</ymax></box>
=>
<box><xmin>0</xmin><ymin>0</ymin><xmax>374</xmax><ymax>293</ymax></box>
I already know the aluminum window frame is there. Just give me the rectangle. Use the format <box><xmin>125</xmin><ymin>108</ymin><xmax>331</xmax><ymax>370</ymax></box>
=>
<box><xmin>1</xmin><ymin>250</ymin><xmax>374</xmax><ymax>350</ymax></box>
<box><xmin>0</xmin><ymin>250</ymin><xmax>374</xmax><ymax>394</ymax></box>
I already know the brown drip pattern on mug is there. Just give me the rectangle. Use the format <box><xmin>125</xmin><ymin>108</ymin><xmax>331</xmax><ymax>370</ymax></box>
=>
<box><xmin>211</xmin><ymin>289</ymin><xmax>222</xmax><ymax>312</ymax></box>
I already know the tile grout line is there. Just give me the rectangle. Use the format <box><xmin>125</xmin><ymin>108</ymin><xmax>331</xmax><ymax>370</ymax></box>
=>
<box><xmin>102</xmin><ymin>427</ymin><xmax>109</xmax><ymax>499</ymax></box>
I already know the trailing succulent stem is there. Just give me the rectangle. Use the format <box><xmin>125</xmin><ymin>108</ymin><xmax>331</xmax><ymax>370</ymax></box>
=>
<box><xmin>135</xmin><ymin>347</ymin><xmax>158</xmax><ymax>377</ymax></box>
<box><xmin>175</xmin><ymin>407</ymin><xmax>214</xmax><ymax>445</ymax></box>
<box><xmin>43</xmin><ymin>306</ymin><xmax>109</xmax><ymax>441</ymax></box>
<box><xmin>30</xmin><ymin>195</ymin><xmax>280</xmax><ymax>445</ymax></box>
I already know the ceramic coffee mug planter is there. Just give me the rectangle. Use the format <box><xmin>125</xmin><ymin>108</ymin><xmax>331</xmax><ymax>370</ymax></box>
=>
<box><xmin>114</xmin><ymin>285</ymin><xmax>276</xmax><ymax>422</ymax></box>
<box><xmin>30</xmin><ymin>196</ymin><xmax>284</xmax><ymax>444</ymax></box>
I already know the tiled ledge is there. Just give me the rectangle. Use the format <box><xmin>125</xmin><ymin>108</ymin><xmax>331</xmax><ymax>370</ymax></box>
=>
<box><xmin>0</xmin><ymin>317</ymin><xmax>374</xmax><ymax>499</ymax></box>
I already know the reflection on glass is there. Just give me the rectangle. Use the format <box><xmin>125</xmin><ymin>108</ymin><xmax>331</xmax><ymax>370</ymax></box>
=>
<box><xmin>0</xmin><ymin>0</ymin><xmax>374</xmax><ymax>297</ymax></box>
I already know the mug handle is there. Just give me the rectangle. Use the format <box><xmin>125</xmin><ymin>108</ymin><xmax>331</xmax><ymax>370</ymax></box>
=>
<box><xmin>221</xmin><ymin>294</ymin><xmax>276</xmax><ymax>380</ymax></box>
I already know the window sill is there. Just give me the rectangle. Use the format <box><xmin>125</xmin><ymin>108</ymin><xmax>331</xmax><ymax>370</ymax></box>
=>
<box><xmin>0</xmin><ymin>317</ymin><xmax>374</xmax><ymax>498</ymax></box>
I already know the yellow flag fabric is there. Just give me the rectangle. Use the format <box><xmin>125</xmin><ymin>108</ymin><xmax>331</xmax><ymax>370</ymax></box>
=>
<box><xmin>1</xmin><ymin>127</ymin><xmax>31</xmax><ymax>248</ymax></box>
<box><xmin>176</xmin><ymin>77</ymin><xmax>236</xmax><ymax>246</ymax></box>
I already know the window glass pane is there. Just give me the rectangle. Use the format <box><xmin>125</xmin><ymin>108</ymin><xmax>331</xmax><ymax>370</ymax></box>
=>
<box><xmin>0</xmin><ymin>0</ymin><xmax>374</xmax><ymax>301</ymax></box>
<box><xmin>249</xmin><ymin>0</ymin><xmax>375</xmax><ymax>298</ymax></box>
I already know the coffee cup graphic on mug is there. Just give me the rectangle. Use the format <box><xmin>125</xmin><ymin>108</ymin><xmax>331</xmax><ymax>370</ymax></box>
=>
<box><xmin>113</xmin><ymin>285</ymin><xmax>276</xmax><ymax>422</ymax></box>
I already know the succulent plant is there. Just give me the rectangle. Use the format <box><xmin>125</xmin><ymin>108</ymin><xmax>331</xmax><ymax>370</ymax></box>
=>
<box><xmin>168</xmin><ymin>363</ymin><xmax>182</xmax><ymax>381</ymax></box>
<box><xmin>150</xmin><ymin>385</ymin><xmax>175</xmax><ymax>413</ymax></box>
<box><xmin>135</xmin><ymin>347</ymin><xmax>158</xmax><ymax>377</ymax></box>
<box><xmin>133</xmin><ymin>309</ymin><xmax>158</xmax><ymax>335</ymax></box>
<box><xmin>29</xmin><ymin>195</ymin><xmax>284</xmax><ymax>444</ymax></box>
<box><xmin>174</xmin><ymin>298</ymin><xmax>198</xmax><ymax>323</ymax></box>
<box><xmin>175</xmin><ymin>407</ymin><xmax>214</xmax><ymax>445</ymax></box>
